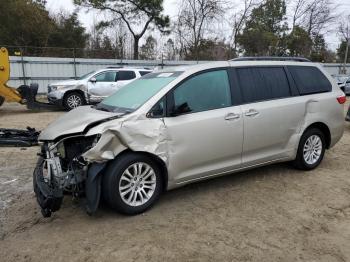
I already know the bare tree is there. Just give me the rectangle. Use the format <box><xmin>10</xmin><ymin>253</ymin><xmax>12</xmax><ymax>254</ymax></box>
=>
<box><xmin>291</xmin><ymin>0</ymin><xmax>308</xmax><ymax>30</ymax></box>
<box><xmin>229</xmin><ymin>0</ymin><xmax>258</xmax><ymax>55</ymax></box>
<box><xmin>163</xmin><ymin>38</ymin><xmax>176</xmax><ymax>60</ymax></box>
<box><xmin>339</xmin><ymin>15</ymin><xmax>350</xmax><ymax>42</ymax></box>
<box><xmin>74</xmin><ymin>0</ymin><xmax>170</xmax><ymax>59</ymax></box>
<box><xmin>306</xmin><ymin>0</ymin><xmax>336</xmax><ymax>36</ymax></box>
<box><xmin>339</xmin><ymin>15</ymin><xmax>350</xmax><ymax>73</ymax></box>
<box><xmin>176</xmin><ymin>0</ymin><xmax>225</xmax><ymax>60</ymax></box>
<box><xmin>290</xmin><ymin>0</ymin><xmax>336</xmax><ymax>36</ymax></box>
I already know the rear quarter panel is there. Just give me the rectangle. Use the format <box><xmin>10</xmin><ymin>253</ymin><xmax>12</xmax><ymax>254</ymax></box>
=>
<box><xmin>297</xmin><ymin>65</ymin><xmax>345</xmax><ymax>150</ymax></box>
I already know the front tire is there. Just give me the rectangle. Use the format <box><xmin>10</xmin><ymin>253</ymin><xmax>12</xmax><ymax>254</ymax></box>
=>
<box><xmin>293</xmin><ymin>128</ymin><xmax>326</xmax><ymax>170</ymax></box>
<box><xmin>63</xmin><ymin>92</ymin><xmax>84</xmax><ymax>110</ymax></box>
<box><xmin>102</xmin><ymin>153</ymin><xmax>163</xmax><ymax>215</ymax></box>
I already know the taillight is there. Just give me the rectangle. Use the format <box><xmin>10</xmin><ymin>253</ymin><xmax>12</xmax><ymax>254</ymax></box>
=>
<box><xmin>337</xmin><ymin>95</ymin><xmax>346</xmax><ymax>104</ymax></box>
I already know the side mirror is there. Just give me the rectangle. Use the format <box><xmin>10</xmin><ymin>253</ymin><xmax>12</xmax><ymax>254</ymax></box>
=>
<box><xmin>147</xmin><ymin>108</ymin><xmax>164</xmax><ymax>118</ymax></box>
<box><xmin>171</xmin><ymin>102</ymin><xmax>192</xmax><ymax>116</ymax></box>
<box><xmin>147</xmin><ymin>100</ymin><xmax>165</xmax><ymax>118</ymax></box>
<box><xmin>90</xmin><ymin>77</ymin><xmax>97</xmax><ymax>83</ymax></box>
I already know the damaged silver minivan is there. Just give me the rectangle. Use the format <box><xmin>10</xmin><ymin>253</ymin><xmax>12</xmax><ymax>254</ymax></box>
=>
<box><xmin>33</xmin><ymin>59</ymin><xmax>345</xmax><ymax>217</ymax></box>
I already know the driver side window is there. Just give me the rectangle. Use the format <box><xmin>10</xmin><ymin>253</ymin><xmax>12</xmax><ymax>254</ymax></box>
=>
<box><xmin>94</xmin><ymin>71</ymin><xmax>117</xmax><ymax>82</ymax></box>
<box><xmin>172</xmin><ymin>70</ymin><xmax>232</xmax><ymax>115</ymax></box>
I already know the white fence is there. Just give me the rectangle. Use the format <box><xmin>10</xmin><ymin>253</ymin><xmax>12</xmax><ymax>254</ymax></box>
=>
<box><xmin>8</xmin><ymin>56</ymin><xmax>350</xmax><ymax>93</ymax></box>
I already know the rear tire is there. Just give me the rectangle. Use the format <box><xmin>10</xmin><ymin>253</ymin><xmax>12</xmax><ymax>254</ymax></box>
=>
<box><xmin>293</xmin><ymin>128</ymin><xmax>326</xmax><ymax>170</ymax></box>
<box><xmin>102</xmin><ymin>153</ymin><xmax>163</xmax><ymax>215</ymax></box>
<box><xmin>63</xmin><ymin>92</ymin><xmax>84</xmax><ymax>110</ymax></box>
<box><xmin>0</xmin><ymin>96</ymin><xmax>5</xmax><ymax>107</ymax></box>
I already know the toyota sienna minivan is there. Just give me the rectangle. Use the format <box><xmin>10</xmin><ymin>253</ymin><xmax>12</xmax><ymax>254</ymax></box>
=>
<box><xmin>33</xmin><ymin>58</ymin><xmax>345</xmax><ymax>217</ymax></box>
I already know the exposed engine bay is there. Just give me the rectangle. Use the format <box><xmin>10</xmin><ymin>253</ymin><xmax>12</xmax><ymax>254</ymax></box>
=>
<box><xmin>32</xmin><ymin>105</ymin><xmax>168</xmax><ymax>217</ymax></box>
<box><xmin>34</xmin><ymin>135</ymin><xmax>101</xmax><ymax>217</ymax></box>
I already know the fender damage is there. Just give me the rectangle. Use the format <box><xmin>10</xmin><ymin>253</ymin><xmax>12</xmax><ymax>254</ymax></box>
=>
<box><xmin>83</xmin><ymin>114</ymin><xmax>169</xmax><ymax>164</ymax></box>
<box><xmin>34</xmin><ymin>106</ymin><xmax>170</xmax><ymax>217</ymax></box>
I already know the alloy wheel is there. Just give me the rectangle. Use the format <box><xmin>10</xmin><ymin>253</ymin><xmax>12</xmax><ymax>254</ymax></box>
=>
<box><xmin>119</xmin><ymin>162</ymin><xmax>157</xmax><ymax>207</ymax></box>
<box><xmin>303</xmin><ymin>135</ymin><xmax>323</xmax><ymax>165</ymax></box>
<box><xmin>67</xmin><ymin>94</ymin><xmax>82</xmax><ymax>109</ymax></box>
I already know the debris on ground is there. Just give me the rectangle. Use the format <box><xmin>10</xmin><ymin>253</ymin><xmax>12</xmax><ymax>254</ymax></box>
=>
<box><xmin>0</xmin><ymin>127</ymin><xmax>40</xmax><ymax>147</ymax></box>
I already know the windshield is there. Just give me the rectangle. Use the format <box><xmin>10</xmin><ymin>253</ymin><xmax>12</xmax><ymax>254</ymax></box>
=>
<box><xmin>78</xmin><ymin>71</ymin><xmax>96</xmax><ymax>80</ymax></box>
<box><xmin>97</xmin><ymin>71</ymin><xmax>183</xmax><ymax>112</ymax></box>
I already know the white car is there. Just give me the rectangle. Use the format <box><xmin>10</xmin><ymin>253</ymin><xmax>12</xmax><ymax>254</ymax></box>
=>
<box><xmin>47</xmin><ymin>68</ymin><xmax>152</xmax><ymax>110</ymax></box>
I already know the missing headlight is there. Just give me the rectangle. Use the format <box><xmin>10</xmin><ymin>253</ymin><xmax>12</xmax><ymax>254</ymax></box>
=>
<box><xmin>63</xmin><ymin>135</ymin><xmax>98</xmax><ymax>162</ymax></box>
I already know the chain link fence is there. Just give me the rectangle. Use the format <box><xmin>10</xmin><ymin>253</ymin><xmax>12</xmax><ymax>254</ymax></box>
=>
<box><xmin>3</xmin><ymin>45</ymin><xmax>207</xmax><ymax>93</ymax></box>
<box><xmin>3</xmin><ymin>45</ymin><xmax>134</xmax><ymax>60</ymax></box>
<box><xmin>2</xmin><ymin>45</ymin><xmax>350</xmax><ymax>93</ymax></box>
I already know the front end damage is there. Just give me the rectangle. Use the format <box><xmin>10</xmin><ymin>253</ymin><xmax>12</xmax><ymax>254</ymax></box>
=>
<box><xmin>32</xmin><ymin>106</ymin><xmax>169</xmax><ymax>217</ymax></box>
<box><xmin>33</xmin><ymin>135</ymin><xmax>103</xmax><ymax>217</ymax></box>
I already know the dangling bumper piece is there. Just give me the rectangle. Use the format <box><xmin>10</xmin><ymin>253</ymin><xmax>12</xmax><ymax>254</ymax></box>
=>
<box><xmin>33</xmin><ymin>158</ymin><xmax>63</xmax><ymax>217</ymax></box>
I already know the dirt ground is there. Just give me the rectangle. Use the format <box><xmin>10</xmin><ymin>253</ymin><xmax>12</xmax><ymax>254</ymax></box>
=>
<box><xmin>0</xmin><ymin>102</ymin><xmax>350</xmax><ymax>262</ymax></box>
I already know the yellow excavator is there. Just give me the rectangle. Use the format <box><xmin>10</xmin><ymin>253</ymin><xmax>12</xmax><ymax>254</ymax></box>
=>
<box><xmin>0</xmin><ymin>47</ymin><xmax>58</xmax><ymax>110</ymax></box>
<box><xmin>0</xmin><ymin>47</ymin><xmax>56</xmax><ymax>147</ymax></box>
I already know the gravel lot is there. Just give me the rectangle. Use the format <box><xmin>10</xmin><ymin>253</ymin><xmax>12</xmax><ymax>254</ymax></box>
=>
<box><xmin>1</xmin><ymin>102</ymin><xmax>350</xmax><ymax>262</ymax></box>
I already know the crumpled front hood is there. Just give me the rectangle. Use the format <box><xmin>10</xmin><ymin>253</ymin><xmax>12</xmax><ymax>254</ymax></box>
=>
<box><xmin>39</xmin><ymin>106</ymin><xmax>122</xmax><ymax>141</ymax></box>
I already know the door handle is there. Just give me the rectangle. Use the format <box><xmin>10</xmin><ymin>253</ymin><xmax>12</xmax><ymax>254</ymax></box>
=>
<box><xmin>245</xmin><ymin>109</ymin><xmax>259</xmax><ymax>117</ymax></box>
<box><xmin>225</xmin><ymin>113</ymin><xmax>240</xmax><ymax>120</ymax></box>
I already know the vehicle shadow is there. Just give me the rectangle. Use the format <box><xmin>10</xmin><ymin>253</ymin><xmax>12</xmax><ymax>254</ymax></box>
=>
<box><xmin>95</xmin><ymin>161</ymin><xmax>300</xmax><ymax>218</ymax></box>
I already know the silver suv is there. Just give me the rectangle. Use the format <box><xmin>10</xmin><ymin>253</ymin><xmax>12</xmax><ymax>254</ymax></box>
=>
<box><xmin>332</xmin><ymin>74</ymin><xmax>350</xmax><ymax>95</ymax></box>
<box><xmin>34</xmin><ymin>59</ymin><xmax>345</xmax><ymax>217</ymax></box>
<box><xmin>47</xmin><ymin>68</ymin><xmax>152</xmax><ymax>110</ymax></box>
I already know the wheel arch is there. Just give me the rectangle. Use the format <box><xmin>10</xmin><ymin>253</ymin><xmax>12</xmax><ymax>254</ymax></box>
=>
<box><xmin>63</xmin><ymin>89</ymin><xmax>86</xmax><ymax>104</ymax></box>
<box><xmin>303</xmin><ymin>122</ymin><xmax>331</xmax><ymax>149</ymax></box>
<box><xmin>111</xmin><ymin>149</ymin><xmax>169</xmax><ymax>191</ymax></box>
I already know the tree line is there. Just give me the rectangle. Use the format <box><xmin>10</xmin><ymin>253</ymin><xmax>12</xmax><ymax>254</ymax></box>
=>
<box><xmin>0</xmin><ymin>0</ymin><xmax>349</xmax><ymax>62</ymax></box>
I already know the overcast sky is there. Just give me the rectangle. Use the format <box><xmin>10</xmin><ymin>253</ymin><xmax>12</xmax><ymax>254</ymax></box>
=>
<box><xmin>46</xmin><ymin>0</ymin><xmax>350</xmax><ymax>51</ymax></box>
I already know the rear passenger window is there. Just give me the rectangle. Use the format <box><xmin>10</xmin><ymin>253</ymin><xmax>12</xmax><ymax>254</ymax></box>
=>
<box><xmin>236</xmin><ymin>67</ymin><xmax>291</xmax><ymax>103</ymax></box>
<box><xmin>288</xmin><ymin>66</ymin><xmax>331</xmax><ymax>95</ymax></box>
<box><xmin>173</xmin><ymin>70</ymin><xmax>231</xmax><ymax>114</ymax></box>
<box><xmin>118</xmin><ymin>71</ymin><xmax>136</xmax><ymax>81</ymax></box>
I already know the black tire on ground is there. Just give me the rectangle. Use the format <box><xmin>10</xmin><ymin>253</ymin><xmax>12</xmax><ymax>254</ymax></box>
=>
<box><xmin>102</xmin><ymin>153</ymin><xmax>163</xmax><ymax>215</ymax></box>
<box><xmin>0</xmin><ymin>96</ymin><xmax>5</xmax><ymax>107</ymax></box>
<box><xmin>293</xmin><ymin>128</ymin><xmax>326</xmax><ymax>171</ymax></box>
<box><xmin>63</xmin><ymin>92</ymin><xmax>84</xmax><ymax>111</ymax></box>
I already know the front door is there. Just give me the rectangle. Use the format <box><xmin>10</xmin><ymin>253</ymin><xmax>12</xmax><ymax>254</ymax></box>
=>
<box><xmin>164</xmin><ymin>69</ymin><xmax>244</xmax><ymax>184</ymax></box>
<box><xmin>88</xmin><ymin>71</ymin><xmax>117</xmax><ymax>101</ymax></box>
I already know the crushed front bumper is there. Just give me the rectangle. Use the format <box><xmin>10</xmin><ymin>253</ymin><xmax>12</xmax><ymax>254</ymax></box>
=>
<box><xmin>33</xmin><ymin>158</ymin><xmax>63</xmax><ymax>217</ymax></box>
<box><xmin>33</xmin><ymin>140</ymin><xmax>107</xmax><ymax>217</ymax></box>
<box><xmin>47</xmin><ymin>91</ymin><xmax>64</xmax><ymax>107</ymax></box>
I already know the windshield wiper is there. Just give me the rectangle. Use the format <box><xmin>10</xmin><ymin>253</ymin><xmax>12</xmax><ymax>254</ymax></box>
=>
<box><xmin>94</xmin><ymin>105</ymin><xmax>112</xmax><ymax>112</ymax></box>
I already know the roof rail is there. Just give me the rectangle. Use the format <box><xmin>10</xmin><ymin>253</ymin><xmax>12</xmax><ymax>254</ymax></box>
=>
<box><xmin>132</xmin><ymin>67</ymin><xmax>153</xmax><ymax>70</ymax></box>
<box><xmin>231</xmin><ymin>56</ymin><xmax>311</xmax><ymax>62</ymax></box>
<box><xmin>106</xmin><ymin>66</ymin><xmax>124</xmax><ymax>69</ymax></box>
<box><xmin>106</xmin><ymin>66</ymin><xmax>153</xmax><ymax>70</ymax></box>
